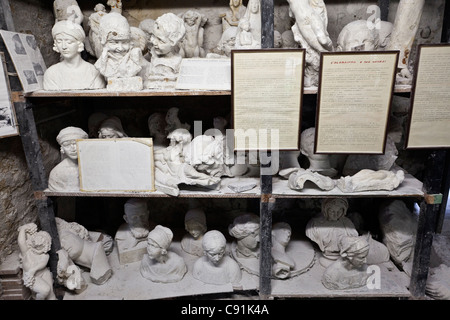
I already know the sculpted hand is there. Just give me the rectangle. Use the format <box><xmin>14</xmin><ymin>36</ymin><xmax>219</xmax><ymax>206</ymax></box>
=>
<box><xmin>287</xmin><ymin>0</ymin><xmax>333</xmax><ymax>52</ymax></box>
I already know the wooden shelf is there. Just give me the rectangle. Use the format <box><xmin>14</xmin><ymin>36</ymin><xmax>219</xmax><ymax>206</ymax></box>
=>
<box><xmin>43</xmin><ymin>174</ymin><xmax>424</xmax><ymax>199</ymax></box>
<box><xmin>25</xmin><ymin>84</ymin><xmax>411</xmax><ymax>98</ymax></box>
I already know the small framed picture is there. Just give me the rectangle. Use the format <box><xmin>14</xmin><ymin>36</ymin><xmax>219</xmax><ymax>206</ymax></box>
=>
<box><xmin>0</xmin><ymin>53</ymin><xmax>19</xmax><ymax>138</ymax></box>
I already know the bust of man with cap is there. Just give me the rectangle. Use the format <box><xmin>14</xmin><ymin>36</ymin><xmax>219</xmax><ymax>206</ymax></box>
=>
<box><xmin>115</xmin><ymin>198</ymin><xmax>152</xmax><ymax>264</ymax></box>
<box><xmin>43</xmin><ymin>19</ymin><xmax>106</xmax><ymax>91</ymax></box>
<box><xmin>48</xmin><ymin>126</ymin><xmax>88</xmax><ymax>192</ymax></box>
<box><xmin>140</xmin><ymin>225</ymin><xmax>187</xmax><ymax>283</ymax></box>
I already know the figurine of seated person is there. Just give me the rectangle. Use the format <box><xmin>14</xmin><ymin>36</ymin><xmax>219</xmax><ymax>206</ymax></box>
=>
<box><xmin>48</xmin><ymin>126</ymin><xmax>88</xmax><ymax>192</ymax></box>
<box><xmin>140</xmin><ymin>225</ymin><xmax>187</xmax><ymax>283</ymax></box>
<box><xmin>43</xmin><ymin>20</ymin><xmax>105</xmax><ymax>91</ymax></box>
<box><xmin>144</xmin><ymin>13</ymin><xmax>186</xmax><ymax>89</ymax></box>
<box><xmin>94</xmin><ymin>12</ymin><xmax>144</xmax><ymax>91</ymax></box>
<box><xmin>192</xmin><ymin>230</ymin><xmax>242</xmax><ymax>286</ymax></box>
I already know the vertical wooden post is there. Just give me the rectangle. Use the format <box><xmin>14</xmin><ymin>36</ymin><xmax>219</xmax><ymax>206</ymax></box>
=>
<box><xmin>259</xmin><ymin>0</ymin><xmax>274</xmax><ymax>300</ymax></box>
<box><xmin>409</xmin><ymin>150</ymin><xmax>447</xmax><ymax>298</ymax></box>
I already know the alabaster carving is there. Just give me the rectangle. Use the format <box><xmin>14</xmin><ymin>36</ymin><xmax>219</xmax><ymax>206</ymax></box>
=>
<box><xmin>322</xmin><ymin>235</ymin><xmax>370</xmax><ymax>290</ymax></box>
<box><xmin>144</xmin><ymin>13</ymin><xmax>186</xmax><ymax>89</ymax></box>
<box><xmin>221</xmin><ymin>0</ymin><xmax>247</xmax><ymax>32</ymax></box>
<box><xmin>336</xmin><ymin>169</ymin><xmax>405</xmax><ymax>193</ymax></box>
<box><xmin>18</xmin><ymin>223</ymin><xmax>57</xmax><ymax>300</ymax></box>
<box><xmin>192</xmin><ymin>230</ymin><xmax>242</xmax><ymax>286</ymax></box>
<box><xmin>53</xmin><ymin>0</ymin><xmax>83</xmax><ymax>25</ymax></box>
<box><xmin>306</xmin><ymin>198</ymin><xmax>389</xmax><ymax>267</ymax></box>
<box><xmin>179</xmin><ymin>10</ymin><xmax>207</xmax><ymax>58</ymax></box>
<box><xmin>48</xmin><ymin>126</ymin><xmax>88</xmax><ymax>192</ymax></box>
<box><xmin>385</xmin><ymin>0</ymin><xmax>425</xmax><ymax>84</ymax></box>
<box><xmin>378</xmin><ymin>199</ymin><xmax>417</xmax><ymax>270</ymax></box>
<box><xmin>181</xmin><ymin>208</ymin><xmax>207</xmax><ymax>256</ymax></box>
<box><xmin>94</xmin><ymin>12</ymin><xmax>144</xmax><ymax>91</ymax></box>
<box><xmin>235</xmin><ymin>0</ymin><xmax>261</xmax><ymax>49</ymax></box>
<box><xmin>342</xmin><ymin>133</ymin><xmax>399</xmax><ymax>176</ymax></box>
<box><xmin>87</xmin><ymin>3</ymin><xmax>107</xmax><ymax>58</ymax></box>
<box><xmin>97</xmin><ymin>116</ymin><xmax>128</xmax><ymax>138</ymax></box>
<box><xmin>154</xmin><ymin>128</ymin><xmax>221</xmax><ymax>196</ymax></box>
<box><xmin>228</xmin><ymin>213</ymin><xmax>260</xmax><ymax>259</ymax></box>
<box><xmin>115</xmin><ymin>198</ymin><xmax>151</xmax><ymax>264</ymax></box>
<box><xmin>288</xmin><ymin>0</ymin><xmax>333</xmax><ymax>87</ymax></box>
<box><xmin>56</xmin><ymin>248</ymin><xmax>87</xmax><ymax>293</ymax></box>
<box><xmin>300</xmin><ymin>127</ymin><xmax>338</xmax><ymax>177</ymax></box>
<box><xmin>43</xmin><ymin>20</ymin><xmax>106</xmax><ymax>91</ymax></box>
<box><xmin>56</xmin><ymin>217</ymin><xmax>113</xmax><ymax>285</ymax></box>
<box><xmin>271</xmin><ymin>222</ymin><xmax>295</xmax><ymax>279</ymax></box>
<box><xmin>148</xmin><ymin>112</ymin><xmax>169</xmax><ymax>149</ymax></box>
<box><xmin>287</xmin><ymin>168</ymin><xmax>336</xmax><ymax>191</ymax></box>
<box><xmin>140</xmin><ymin>225</ymin><xmax>187</xmax><ymax>283</ymax></box>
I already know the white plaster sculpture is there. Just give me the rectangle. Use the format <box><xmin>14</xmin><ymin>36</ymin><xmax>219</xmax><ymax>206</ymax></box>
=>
<box><xmin>192</xmin><ymin>230</ymin><xmax>242</xmax><ymax>286</ymax></box>
<box><xmin>336</xmin><ymin>168</ymin><xmax>405</xmax><ymax>193</ymax></box>
<box><xmin>235</xmin><ymin>0</ymin><xmax>261</xmax><ymax>49</ymax></box>
<box><xmin>426</xmin><ymin>264</ymin><xmax>450</xmax><ymax>300</ymax></box>
<box><xmin>228</xmin><ymin>213</ymin><xmax>260</xmax><ymax>259</ymax></box>
<box><xmin>306</xmin><ymin>198</ymin><xmax>389</xmax><ymax>267</ymax></box>
<box><xmin>154</xmin><ymin>128</ymin><xmax>221</xmax><ymax>196</ymax></box>
<box><xmin>179</xmin><ymin>10</ymin><xmax>207</xmax><ymax>58</ymax></box>
<box><xmin>144</xmin><ymin>13</ymin><xmax>186</xmax><ymax>90</ymax></box>
<box><xmin>300</xmin><ymin>127</ymin><xmax>338</xmax><ymax>177</ymax></box>
<box><xmin>48</xmin><ymin>126</ymin><xmax>88</xmax><ymax>192</ymax></box>
<box><xmin>139</xmin><ymin>18</ymin><xmax>155</xmax><ymax>61</ymax></box>
<box><xmin>43</xmin><ymin>20</ymin><xmax>106</xmax><ymax>91</ymax></box>
<box><xmin>336</xmin><ymin>20</ymin><xmax>379</xmax><ymax>52</ymax></box>
<box><xmin>281</xmin><ymin>30</ymin><xmax>300</xmax><ymax>49</ymax></box>
<box><xmin>271</xmin><ymin>222</ymin><xmax>295</xmax><ymax>279</ymax></box>
<box><xmin>322</xmin><ymin>235</ymin><xmax>370</xmax><ymax>290</ymax></box>
<box><xmin>140</xmin><ymin>225</ymin><xmax>187</xmax><ymax>283</ymax></box>
<box><xmin>94</xmin><ymin>12</ymin><xmax>144</xmax><ymax>91</ymax></box>
<box><xmin>208</xmin><ymin>26</ymin><xmax>238</xmax><ymax>58</ymax></box>
<box><xmin>287</xmin><ymin>168</ymin><xmax>336</xmax><ymax>191</ymax></box>
<box><xmin>181</xmin><ymin>208</ymin><xmax>207</xmax><ymax>256</ymax></box>
<box><xmin>342</xmin><ymin>132</ymin><xmax>399</xmax><ymax>176</ymax></box>
<box><xmin>53</xmin><ymin>0</ymin><xmax>83</xmax><ymax>25</ymax></box>
<box><xmin>87</xmin><ymin>3</ymin><xmax>108</xmax><ymax>58</ymax></box>
<box><xmin>378</xmin><ymin>199</ymin><xmax>417</xmax><ymax>273</ymax></box>
<box><xmin>115</xmin><ymin>198</ymin><xmax>151</xmax><ymax>264</ymax></box>
<box><xmin>97</xmin><ymin>116</ymin><xmax>128</xmax><ymax>138</ymax></box>
<box><xmin>148</xmin><ymin>112</ymin><xmax>169</xmax><ymax>149</ymax></box>
<box><xmin>56</xmin><ymin>248</ymin><xmax>87</xmax><ymax>293</ymax></box>
<box><xmin>107</xmin><ymin>0</ymin><xmax>122</xmax><ymax>14</ymax></box>
<box><xmin>165</xmin><ymin>107</ymin><xmax>191</xmax><ymax>135</ymax></box>
<box><xmin>385</xmin><ymin>0</ymin><xmax>425</xmax><ymax>84</ymax></box>
<box><xmin>287</xmin><ymin>0</ymin><xmax>333</xmax><ymax>87</ymax></box>
<box><xmin>220</xmin><ymin>0</ymin><xmax>247</xmax><ymax>32</ymax></box>
<box><xmin>55</xmin><ymin>217</ymin><xmax>113</xmax><ymax>285</ymax></box>
<box><xmin>17</xmin><ymin>223</ymin><xmax>57</xmax><ymax>300</ymax></box>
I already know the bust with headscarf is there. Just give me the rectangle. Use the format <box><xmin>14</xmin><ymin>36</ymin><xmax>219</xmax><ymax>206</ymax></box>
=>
<box><xmin>181</xmin><ymin>208</ymin><xmax>207</xmax><ymax>256</ymax></box>
<box><xmin>140</xmin><ymin>225</ymin><xmax>187</xmax><ymax>283</ymax></box>
<box><xmin>48</xmin><ymin>126</ymin><xmax>88</xmax><ymax>192</ymax></box>
<box><xmin>44</xmin><ymin>20</ymin><xmax>105</xmax><ymax>91</ymax></box>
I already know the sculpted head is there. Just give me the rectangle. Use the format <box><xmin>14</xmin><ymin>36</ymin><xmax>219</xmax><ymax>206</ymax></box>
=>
<box><xmin>202</xmin><ymin>230</ymin><xmax>227</xmax><ymax>265</ymax></box>
<box><xmin>151</xmin><ymin>13</ymin><xmax>186</xmax><ymax>56</ymax></box>
<box><xmin>56</xmin><ymin>126</ymin><xmax>88</xmax><ymax>160</ymax></box>
<box><xmin>52</xmin><ymin>20</ymin><xmax>85</xmax><ymax>59</ymax></box>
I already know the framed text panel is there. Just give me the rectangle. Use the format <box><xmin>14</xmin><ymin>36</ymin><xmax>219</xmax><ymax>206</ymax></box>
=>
<box><xmin>232</xmin><ymin>49</ymin><xmax>305</xmax><ymax>151</ymax></box>
<box><xmin>78</xmin><ymin>138</ymin><xmax>155</xmax><ymax>192</ymax></box>
<box><xmin>315</xmin><ymin>51</ymin><xmax>398</xmax><ymax>154</ymax></box>
<box><xmin>406</xmin><ymin>44</ymin><xmax>450</xmax><ymax>149</ymax></box>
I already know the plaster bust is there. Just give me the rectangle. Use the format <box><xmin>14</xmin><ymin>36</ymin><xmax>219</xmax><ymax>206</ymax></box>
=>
<box><xmin>97</xmin><ymin>116</ymin><xmax>128</xmax><ymax>138</ymax></box>
<box><xmin>271</xmin><ymin>222</ymin><xmax>295</xmax><ymax>279</ymax></box>
<box><xmin>94</xmin><ymin>12</ymin><xmax>144</xmax><ymax>91</ymax></box>
<box><xmin>192</xmin><ymin>230</ymin><xmax>242</xmax><ymax>286</ymax></box>
<box><xmin>18</xmin><ymin>223</ymin><xmax>56</xmax><ymax>300</ymax></box>
<box><xmin>181</xmin><ymin>208</ymin><xmax>207</xmax><ymax>256</ymax></box>
<box><xmin>300</xmin><ymin>127</ymin><xmax>337</xmax><ymax>177</ymax></box>
<box><xmin>48</xmin><ymin>126</ymin><xmax>88</xmax><ymax>192</ymax></box>
<box><xmin>144</xmin><ymin>13</ymin><xmax>186</xmax><ymax>89</ymax></box>
<box><xmin>228</xmin><ymin>213</ymin><xmax>260</xmax><ymax>259</ymax></box>
<box><xmin>140</xmin><ymin>225</ymin><xmax>187</xmax><ymax>283</ymax></box>
<box><xmin>322</xmin><ymin>235</ymin><xmax>370</xmax><ymax>290</ymax></box>
<box><xmin>43</xmin><ymin>20</ymin><xmax>106</xmax><ymax>91</ymax></box>
<box><xmin>336</xmin><ymin>20</ymin><xmax>380</xmax><ymax>52</ymax></box>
